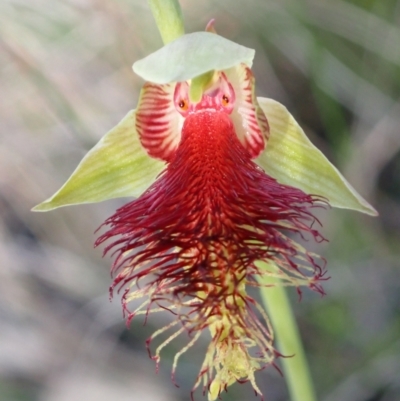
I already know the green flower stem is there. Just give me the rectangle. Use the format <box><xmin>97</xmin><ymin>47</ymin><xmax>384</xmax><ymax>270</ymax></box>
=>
<box><xmin>147</xmin><ymin>0</ymin><xmax>185</xmax><ymax>44</ymax></box>
<box><xmin>258</xmin><ymin>274</ymin><xmax>317</xmax><ymax>401</ymax></box>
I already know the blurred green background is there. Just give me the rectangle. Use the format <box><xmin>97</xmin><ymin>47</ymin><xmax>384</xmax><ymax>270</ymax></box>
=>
<box><xmin>1</xmin><ymin>0</ymin><xmax>399</xmax><ymax>400</ymax></box>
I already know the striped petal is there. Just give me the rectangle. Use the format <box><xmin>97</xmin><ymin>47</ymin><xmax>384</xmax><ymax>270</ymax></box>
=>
<box><xmin>225</xmin><ymin>64</ymin><xmax>269</xmax><ymax>158</ymax></box>
<box><xmin>136</xmin><ymin>82</ymin><xmax>184</xmax><ymax>161</ymax></box>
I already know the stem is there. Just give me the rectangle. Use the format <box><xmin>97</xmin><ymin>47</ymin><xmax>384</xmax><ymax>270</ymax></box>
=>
<box><xmin>147</xmin><ymin>0</ymin><xmax>185</xmax><ymax>44</ymax></box>
<box><xmin>258</xmin><ymin>275</ymin><xmax>317</xmax><ymax>401</ymax></box>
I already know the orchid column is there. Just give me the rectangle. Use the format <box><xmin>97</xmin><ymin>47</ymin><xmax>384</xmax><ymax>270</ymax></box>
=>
<box><xmin>34</xmin><ymin>1</ymin><xmax>377</xmax><ymax>400</ymax></box>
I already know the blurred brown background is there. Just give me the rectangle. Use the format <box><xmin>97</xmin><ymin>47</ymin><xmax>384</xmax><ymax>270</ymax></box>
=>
<box><xmin>1</xmin><ymin>0</ymin><xmax>400</xmax><ymax>400</ymax></box>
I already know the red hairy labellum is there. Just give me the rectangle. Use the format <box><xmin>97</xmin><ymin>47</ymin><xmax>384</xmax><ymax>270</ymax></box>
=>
<box><xmin>97</xmin><ymin>108</ymin><xmax>326</xmax><ymax>312</ymax></box>
<box><xmin>96</xmin><ymin>67</ymin><xmax>328</xmax><ymax>397</ymax></box>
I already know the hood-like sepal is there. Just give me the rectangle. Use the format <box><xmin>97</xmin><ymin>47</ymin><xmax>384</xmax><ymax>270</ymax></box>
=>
<box><xmin>133</xmin><ymin>32</ymin><xmax>255</xmax><ymax>84</ymax></box>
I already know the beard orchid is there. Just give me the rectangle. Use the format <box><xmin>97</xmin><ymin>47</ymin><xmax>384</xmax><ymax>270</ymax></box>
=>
<box><xmin>34</xmin><ymin>27</ymin><xmax>377</xmax><ymax>401</ymax></box>
<box><xmin>96</xmin><ymin>65</ymin><xmax>327</xmax><ymax>397</ymax></box>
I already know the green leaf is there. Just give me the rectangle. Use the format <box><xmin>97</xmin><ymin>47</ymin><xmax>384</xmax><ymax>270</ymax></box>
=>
<box><xmin>33</xmin><ymin>110</ymin><xmax>165</xmax><ymax>211</ymax></box>
<box><xmin>133</xmin><ymin>32</ymin><xmax>255</xmax><ymax>84</ymax></box>
<box><xmin>257</xmin><ymin>98</ymin><xmax>377</xmax><ymax>216</ymax></box>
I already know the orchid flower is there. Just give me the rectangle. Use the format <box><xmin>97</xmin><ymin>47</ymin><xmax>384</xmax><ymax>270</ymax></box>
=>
<box><xmin>34</xmin><ymin>17</ymin><xmax>376</xmax><ymax>401</ymax></box>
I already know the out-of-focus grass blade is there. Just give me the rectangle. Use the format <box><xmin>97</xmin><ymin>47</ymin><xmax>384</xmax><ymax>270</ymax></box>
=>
<box><xmin>301</xmin><ymin>0</ymin><xmax>400</xmax><ymax>66</ymax></box>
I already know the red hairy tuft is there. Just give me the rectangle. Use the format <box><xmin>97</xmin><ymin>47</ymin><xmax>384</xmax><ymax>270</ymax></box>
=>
<box><xmin>96</xmin><ymin>110</ymin><xmax>327</xmax><ymax>328</ymax></box>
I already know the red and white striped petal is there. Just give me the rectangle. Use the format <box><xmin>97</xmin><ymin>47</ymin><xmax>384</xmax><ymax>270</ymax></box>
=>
<box><xmin>224</xmin><ymin>64</ymin><xmax>270</xmax><ymax>159</ymax></box>
<box><xmin>136</xmin><ymin>82</ymin><xmax>184</xmax><ymax>161</ymax></box>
